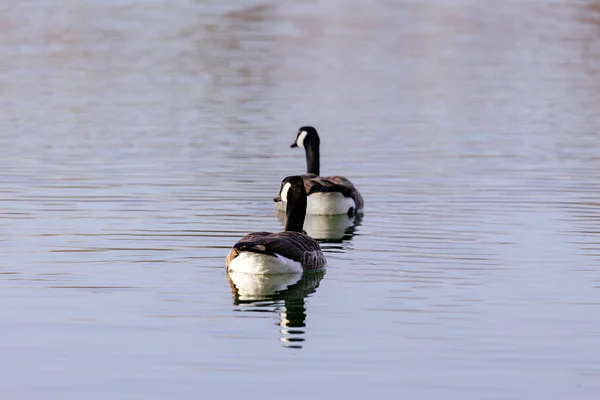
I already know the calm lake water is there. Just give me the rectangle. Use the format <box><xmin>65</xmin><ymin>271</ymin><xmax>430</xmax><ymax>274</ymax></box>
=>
<box><xmin>1</xmin><ymin>0</ymin><xmax>600</xmax><ymax>398</ymax></box>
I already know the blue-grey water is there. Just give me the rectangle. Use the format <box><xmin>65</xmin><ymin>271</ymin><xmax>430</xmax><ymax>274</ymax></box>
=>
<box><xmin>1</xmin><ymin>0</ymin><xmax>600</xmax><ymax>398</ymax></box>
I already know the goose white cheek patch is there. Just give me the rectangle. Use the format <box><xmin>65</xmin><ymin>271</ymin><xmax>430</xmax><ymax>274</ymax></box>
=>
<box><xmin>280</xmin><ymin>182</ymin><xmax>292</xmax><ymax>202</ymax></box>
<box><xmin>296</xmin><ymin>131</ymin><xmax>307</xmax><ymax>148</ymax></box>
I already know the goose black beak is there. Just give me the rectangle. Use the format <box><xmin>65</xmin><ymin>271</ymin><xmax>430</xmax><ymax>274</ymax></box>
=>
<box><xmin>273</xmin><ymin>195</ymin><xmax>282</xmax><ymax>202</ymax></box>
<box><xmin>290</xmin><ymin>143</ymin><xmax>298</xmax><ymax>148</ymax></box>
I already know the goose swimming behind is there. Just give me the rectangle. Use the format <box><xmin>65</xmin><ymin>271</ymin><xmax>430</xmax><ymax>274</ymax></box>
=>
<box><xmin>226</xmin><ymin>175</ymin><xmax>327</xmax><ymax>275</ymax></box>
<box><xmin>289</xmin><ymin>126</ymin><xmax>364</xmax><ymax>216</ymax></box>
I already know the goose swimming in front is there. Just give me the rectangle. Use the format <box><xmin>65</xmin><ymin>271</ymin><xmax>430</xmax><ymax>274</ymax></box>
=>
<box><xmin>226</xmin><ymin>175</ymin><xmax>327</xmax><ymax>275</ymax></box>
<box><xmin>288</xmin><ymin>126</ymin><xmax>364</xmax><ymax>216</ymax></box>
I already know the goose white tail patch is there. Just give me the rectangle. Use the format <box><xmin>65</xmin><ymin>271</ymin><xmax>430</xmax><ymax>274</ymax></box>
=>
<box><xmin>228</xmin><ymin>252</ymin><xmax>302</xmax><ymax>275</ymax></box>
<box><xmin>306</xmin><ymin>192</ymin><xmax>356</xmax><ymax>215</ymax></box>
<box><xmin>296</xmin><ymin>130</ymin><xmax>308</xmax><ymax>148</ymax></box>
<box><xmin>280</xmin><ymin>182</ymin><xmax>292</xmax><ymax>202</ymax></box>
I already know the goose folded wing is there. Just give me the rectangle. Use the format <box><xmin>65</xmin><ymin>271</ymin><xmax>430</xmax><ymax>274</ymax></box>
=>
<box><xmin>325</xmin><ymin>175</ymin><xmax>364</xmax><ymax>210</ymax></box>
<box><xmin>302</xmin><ymin>175</ymin><xmax>350</xmax><ymax>195</ymax></box>
<box><xmin>302</xmin><ymin>174</ymin><xmax>364</xmax><ymax>210</ymax></box>
<box><xmin>231</xmin><ymin>231</ymin><xmax>315</xmax><ymax>262</ymax></box>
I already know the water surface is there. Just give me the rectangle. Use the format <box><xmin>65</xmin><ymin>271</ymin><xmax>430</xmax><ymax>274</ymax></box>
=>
<box><xmin>1</xmin><ymin>0</ymin><xmax>600</xmax><ymax>398</ymax></box>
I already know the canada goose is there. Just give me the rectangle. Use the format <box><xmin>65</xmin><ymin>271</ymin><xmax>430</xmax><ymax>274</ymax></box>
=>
<box><xmin>226</xmin><ymin>175</ymin><xmax>327</xmax><ymax>274</ymax></box>
<box><xmin>289</xmin><ymin>126</ymin><xmax>364</xmax><ymax>216</ymax></box>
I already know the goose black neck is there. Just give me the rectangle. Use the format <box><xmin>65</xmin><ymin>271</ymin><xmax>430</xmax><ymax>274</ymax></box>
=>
<box><xmin>284</xmin><ymin>192</ymin><xmax>307</xmax><ymax>233</ymax></box>
<box><xmin>305</xmin><ymin>142</ymin><xmax>320</xmax><ymax>176</ymax></box>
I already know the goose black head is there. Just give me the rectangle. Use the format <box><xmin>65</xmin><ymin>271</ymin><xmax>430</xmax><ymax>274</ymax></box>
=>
<box><xmin>273</xmin><ymin>175</ymin><xmax>306</xmax><ymax>203</ymax></box>
<box><xmin>291</xmin><ymin>126</ymin><xmax>320</xmax><ymax>149</ymax></box>
<box><xmin>290</xmin><ymin>126</ymin><xmax>321</xmax><ymax>175</ymax></box>
<box><xmin>273</xmin><ymin>175</ymin><xmax>307</xmax><ymax>233</ymax></box>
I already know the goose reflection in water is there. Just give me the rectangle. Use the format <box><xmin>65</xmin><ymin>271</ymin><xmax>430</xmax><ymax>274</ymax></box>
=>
<box><xmin>275</xmin><ymin>209</ymin><xmax>362</xmax><ymax>243</ymax></box>
<box><xmin>227</xmin><ymin>270</ymin><xmax>325</xmax><ymax>348</ymax></box>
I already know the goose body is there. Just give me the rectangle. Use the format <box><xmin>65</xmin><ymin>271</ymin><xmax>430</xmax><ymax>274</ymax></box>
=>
<box><xmin>226</xmin><ymin>176</ymin><xmax>326</xmax><ymax>274</ymax></box>
<box><xmin>288</xmin><ymin>126</ymin><xmax>364</xmax><ymax>216</ymax></box>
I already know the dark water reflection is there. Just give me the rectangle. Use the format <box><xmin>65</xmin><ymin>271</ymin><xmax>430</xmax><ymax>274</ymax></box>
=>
<box><xmin>2</xmin><ymin>0</ymin><xmax>600</xmax><ymax>399</ymax></box>
<box><xmin>228</xmin><ymin>270</ymin><xmax>325</xmax><ymax>348</ymax></box>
